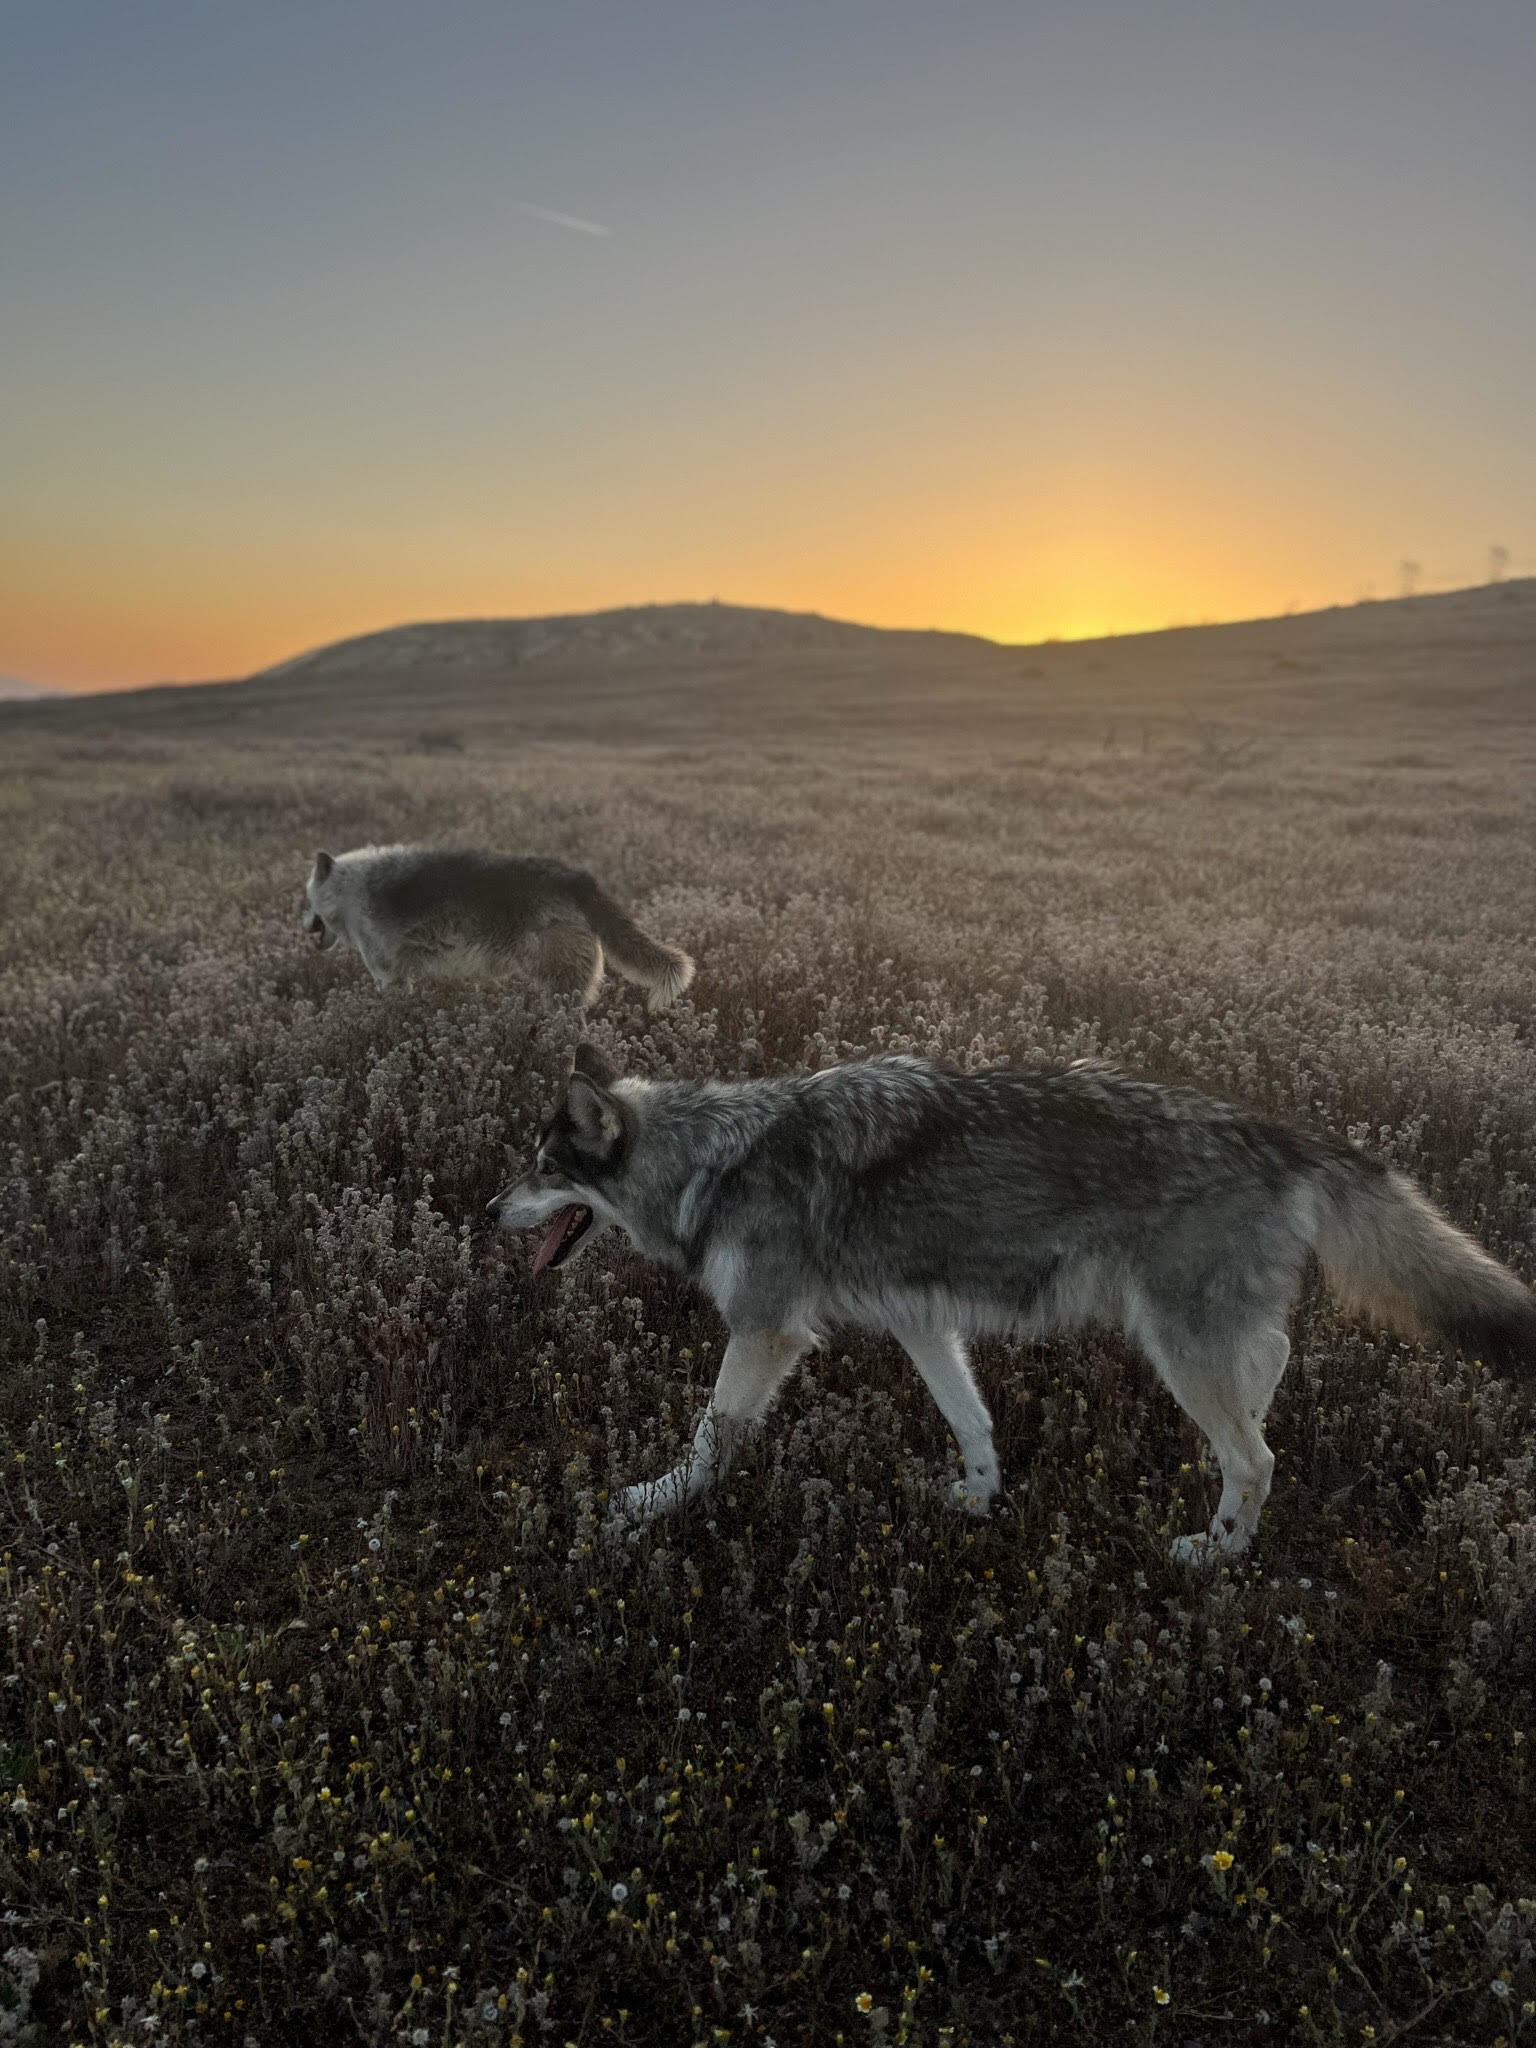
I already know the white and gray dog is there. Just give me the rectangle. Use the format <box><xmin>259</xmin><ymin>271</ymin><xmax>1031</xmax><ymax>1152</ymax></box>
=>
<box><xmin>489</xmin><ymin>1044</ymin><xmax>1536</xmax><ymax>1561</ymax></box>
<box><xmin>301</xmin><ymin>846</ymin><xmax>694</xmax><ymax>1008</ymax></box>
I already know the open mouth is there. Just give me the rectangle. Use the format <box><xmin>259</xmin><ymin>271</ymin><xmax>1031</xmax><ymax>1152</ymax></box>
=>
<box><xmin>530</xmin><ymin>1203</ymin><xmax>594</xmax><ymax>1277</ymax></box>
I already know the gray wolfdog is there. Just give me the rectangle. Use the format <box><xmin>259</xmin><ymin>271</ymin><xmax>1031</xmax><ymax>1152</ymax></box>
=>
<box><xmin>488</xmin><ymin>1045</ymin><xmax>1536</xmax><ymax>1561</ymax></box>
<box><xmin>301</xmin><ymin>846</ymin><xmax>694</xmax><ymax>1007</ymax></box>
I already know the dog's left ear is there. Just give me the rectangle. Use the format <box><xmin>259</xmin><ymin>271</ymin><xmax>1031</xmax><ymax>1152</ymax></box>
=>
<box><xmin>313</xmin><ymin>850</ymin><xmax>335</xmax><ymax>882</ymax></box>
<box><xmin>571</xmin><ymin>1041</ymin><xmax>621</xmax><ymax>1089</ymax></box>
<box><xmin>565</xmin><ymin>1072</ymin><xmax>627</xmax><ymax>1152</ymax></box>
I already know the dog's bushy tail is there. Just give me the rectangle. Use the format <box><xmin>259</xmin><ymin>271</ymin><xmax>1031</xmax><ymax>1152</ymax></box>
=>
<box><xmin>1313</xmin><ymin>1151</ymin><xmax>1536</xmax><ymax>1372</ymax></box>
<box><xmin>573</xmin><ymin>877</ymin><xmax>695</xmax><ymax>1012</ymax></box>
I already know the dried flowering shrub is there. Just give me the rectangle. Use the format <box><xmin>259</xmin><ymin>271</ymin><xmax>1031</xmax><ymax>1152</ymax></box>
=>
<box><xmin>1</xmin><ymin>712</ymin><xmax>1534</xmax><ymax>2045</ymax></box>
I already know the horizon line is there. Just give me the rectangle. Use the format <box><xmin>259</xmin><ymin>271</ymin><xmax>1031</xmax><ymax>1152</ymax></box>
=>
<box><xmin>8</xmin><ymin>574</ymin><xmax>1533</xmax><ymax>703</ymax></box>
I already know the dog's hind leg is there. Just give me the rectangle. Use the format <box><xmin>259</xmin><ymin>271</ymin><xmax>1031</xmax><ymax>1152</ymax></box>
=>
<box><xmin>614</xmin><ymin>1329</ymin><xmax>809</xmax><ymax>1525</ymax></box>
<box><xmin>892</xmin><ymin>1327</ymin><xmax>1001</xmax><ymax>1515</ymax></box>
<box><xmin>539</xmin><ymin>925</ymin><xmax>605</xmax><ymax>1006</ymax></box>
<box><xmin>1132</xmin><ymin>1310</ymin><xmax>1290</xmax><ymax>1564</ymax></box>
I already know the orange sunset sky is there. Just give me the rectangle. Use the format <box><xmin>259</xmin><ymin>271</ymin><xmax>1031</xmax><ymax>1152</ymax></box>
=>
<box><xmin>4</xmin><ymin>2</ymin><xmax>1534</xmax><ymax>693</ymax></box>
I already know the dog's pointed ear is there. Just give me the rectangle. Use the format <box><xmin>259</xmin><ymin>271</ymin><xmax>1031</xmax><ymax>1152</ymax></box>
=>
<box><xmin>565</xmin><ymin>1072</ymin><xmax>626</xmax><ymax>1150</ymax></box>
<box><xmin>313</xmin><ymin>850</ymin><xmax>335</xmax><ymax>882</ymax></box>
<box><xmin>571</xmin><ymin>1041</ymin><xmax>621</xmax><ymax>1089</ymax></box>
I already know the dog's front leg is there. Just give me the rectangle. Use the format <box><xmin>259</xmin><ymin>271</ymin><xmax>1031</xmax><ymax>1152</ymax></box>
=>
<box><xmin>614</xmin><ymin>1328</ymin><xmax>807</xmax><ymax>1524</ymax></box>
<box><xmin>892</xmin><ymin>1326</ymin><xmax>1002</xmax><ymax>1514</ymax></box>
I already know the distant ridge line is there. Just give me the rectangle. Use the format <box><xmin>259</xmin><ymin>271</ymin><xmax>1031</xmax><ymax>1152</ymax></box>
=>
<box><xmin>251</xmin><ymin>600</ymin><xmax>993</xmax><ymax>682</ymax></box>
<box><xmin>251</xmin><ymin>582</ymin><xmax>1536</xmax><ymax>685</ymax></box>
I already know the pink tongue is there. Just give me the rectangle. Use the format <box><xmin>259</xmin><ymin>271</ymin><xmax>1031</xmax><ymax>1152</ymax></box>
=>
<box><xmin>531</xmin><ymin>1205</ymin><xmax>583</xmax><ymax>1278</ymax></box>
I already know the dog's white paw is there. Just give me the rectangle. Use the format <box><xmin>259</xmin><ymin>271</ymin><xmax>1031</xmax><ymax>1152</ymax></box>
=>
<box><xmin>1170</xmin><ymin>1520</ymin><xmax>1252</xmax><ymax>1568</ymax></box>
<box><xmin>950</xmin><ymin>1476</ymin><xmax>996</xmax><ymax>1517</ymax></box>
<box><xmin>614</xmin><ymin>1471</ymin><xmax>693</xmax><ymax>1525</ymax></box>
<box><xmin>613</xmin><ymin>1482</ymin><xmax>660</xmax><ymax>1526</ymax></box>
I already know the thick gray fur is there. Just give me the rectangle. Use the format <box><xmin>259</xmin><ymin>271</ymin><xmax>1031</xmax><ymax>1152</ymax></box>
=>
<box><xmin>301</xmin><ymin>845</ymin><xmax>694</xmax><ymax>1008</ymax></box>
<box><xmin>488</xmin><ymin>1050</ymin><xmax>1536</xmax><ymax>1560</ymax></box>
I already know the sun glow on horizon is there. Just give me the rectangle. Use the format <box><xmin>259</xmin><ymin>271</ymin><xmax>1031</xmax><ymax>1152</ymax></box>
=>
<box><xmin>0</xmin><ymin>503</ymin><xmax>1315</xmax><ymax>690</ymax></box>
<box><xmin>0</xmin><ymin>570</ymin><xmax>1356</xmax><ymax>695</ymax></box>
<box><xmin>0</xmin><ymin>551</ymin><xmax>1516</xmax><ymax>695</ymax></box>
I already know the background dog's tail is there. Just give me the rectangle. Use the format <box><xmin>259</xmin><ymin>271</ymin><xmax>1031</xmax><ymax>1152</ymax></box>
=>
<box><xmin>573</xmin><ymin>877</ymin><xmax>695</xmax><ymax>1012</ymax></box>
<box><xmin>1312</xmin><ymin>1150</ymin><xmax>1536</xmax><ymax>1372</ymax></box>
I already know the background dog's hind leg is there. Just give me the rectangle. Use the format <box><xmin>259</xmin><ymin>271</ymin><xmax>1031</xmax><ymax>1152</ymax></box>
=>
<box><xmin>365</xmin><ymin>938</ymin><xmax>441</xmax><ymax>992</ymax></box>
<box><xmin>615</xmin><ymin>1329</ymin><xmax>808</xmax><ymax>1524</ymax></box>
<box><xmin>1133</xmin><ymin>1310</ymin><xmax>1289</xmax><ymax>1564</ymax></box>
<box><xmin>539</xmin><ymin>925</ymin><xmax>605</xmax><ymax>1006</ymax></box>
<box><xmin>356</xmin><ymin>939</ymin><xmax>404</xmax><ymax>991</ymax></box>
<box><xmin>893</xmin><ymin>1326</ymin><xmax>1001</xmax><ymax>1514</ymax></box>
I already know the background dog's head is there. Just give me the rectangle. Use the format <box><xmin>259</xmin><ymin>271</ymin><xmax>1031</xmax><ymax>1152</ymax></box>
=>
<box><xmin>487</xmin><ymin>1043</ymin><xmax>633</xmax><ymax>1275</ymax></box>
<box><xmin>301</xmin><ymin>849</ymin><xmax>344</xmax><ymax>951</ymax></box>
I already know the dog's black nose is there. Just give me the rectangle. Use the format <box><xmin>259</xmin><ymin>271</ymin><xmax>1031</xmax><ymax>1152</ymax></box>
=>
<box><xmin>484</xmin><ymin>1197</ymin><xmax>502</xmax><ymax>1220</ymax></box>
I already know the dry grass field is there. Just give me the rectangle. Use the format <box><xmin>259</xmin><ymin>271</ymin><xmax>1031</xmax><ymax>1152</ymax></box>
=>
<box><xmin>3</xmin><ymin>588</ymin><xmax>1536</xmax><ymax>2046</ymax></box>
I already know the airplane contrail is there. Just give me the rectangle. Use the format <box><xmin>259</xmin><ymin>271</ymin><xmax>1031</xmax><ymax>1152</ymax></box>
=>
<box><xmin>517</xmin><ymin>201</ymin><xmax>611</xmax><ymax>237</ymax></box>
